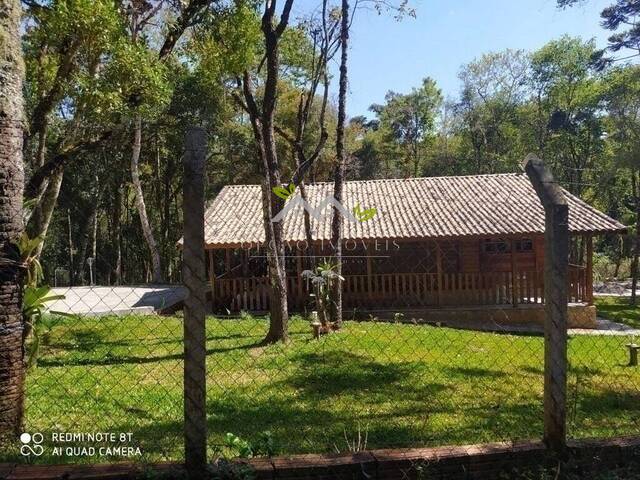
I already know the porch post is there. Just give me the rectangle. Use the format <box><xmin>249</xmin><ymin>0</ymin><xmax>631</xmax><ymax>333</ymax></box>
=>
<box><xmin>511</xmin><ymin>238</ymin><xmax>518</xmax><ymax>307</ymax></box>
<box><xmin>208</xmin><ymin>249</ymin><xmax>215</xmax><ymax>308</ymax></box>
<box><xmin>586</xmin><ymin>234</ymin><xmax>594</xmax><ymax>305</ymax></box>
<box><xmin>436</xmin><ymin>241</ymin><xmax>442</xmax><ymax>306</ymax></box>
<box><xmin>296</xmin><ymin>248</ymin><xmax>303</xmax><ymax>308</ymax></box>
<box><xmin>241</xmin><ymin>249</ymin><xmax>248</xmax><ymax>277</ymax></box>
<box><xmin>367</xmin><ymin>249</ymin><xmax>373</xmax><ymax>299</ymax></box>
<box><xmin>225</xmin><ymin>248</ymin><xmax>231</xmax><ymax>275</ymax></box>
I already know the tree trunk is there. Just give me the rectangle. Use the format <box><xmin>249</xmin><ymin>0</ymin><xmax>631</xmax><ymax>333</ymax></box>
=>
<box><xmin>131</xmin><ymin>116</ymin><xmax>163</xmax><ymax>284</ymax></box>
<box><xmin>0</xmin><ymin>0</ymin><xmax>26</xmax><ymax>438</ymax></box>
<box><xmin>330</xmin><ymin>0</ymin><xmax>349</xmax><ymax>327</ymax></box>
<box><xmin>632</xmin><ymin>169</ymin><xmax>640</xmax><ymax>306</ymax></box>
<box><xmin>26</xmin><ymin>168</ymin><xmax>63</xmax><ymax>257</ymax></box>
<box><xmin>113</xmin><ymin>182</ymin><xmax>123</xmax><ymax>285</ymax></box>
<box><xmin>631</xmin><ymin>170</ymin><xmax>639</xmax><ymax>304</ymax></box>
<box><xmin>74</xmin><ymin>195</ymin><xmax>99</xmax><ymax>285</ymax></box>
<box><xmin>241</xmin><ymin>1</ymin><xmax>297</xmax><ymax>343</ymax></box>
<box><xmin>294</xmin><ymin>147</ymin><xmax>314</xmax><ymax>268</ymax></box>
<box><xmin>260</xmin><ymin>181</ymin><xmax>289</xmax><ymax>343</ymax></box>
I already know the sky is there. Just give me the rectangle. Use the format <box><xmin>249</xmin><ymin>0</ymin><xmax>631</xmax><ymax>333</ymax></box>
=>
<box><xmin>290</xmin><ymin>0</ymin><xmax>613</xmax><ymax>117</ymax></box>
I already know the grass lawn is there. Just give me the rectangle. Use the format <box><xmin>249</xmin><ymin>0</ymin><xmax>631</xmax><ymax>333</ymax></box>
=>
<box><xmin>595</xmin><ymin>295</ymin><xmax>640</xmax><ymax>328</ymax></box>
<box><xmin>7</xmin><ymin>310</ymin><xmax>640</xmax><ymax>464</ymax></box>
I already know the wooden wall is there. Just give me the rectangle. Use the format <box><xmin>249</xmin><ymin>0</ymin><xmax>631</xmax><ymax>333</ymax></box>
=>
<box><xmin>460</xmin><ymin>235</ymin><xmax>543</xmax><ymax>274</ymax></box>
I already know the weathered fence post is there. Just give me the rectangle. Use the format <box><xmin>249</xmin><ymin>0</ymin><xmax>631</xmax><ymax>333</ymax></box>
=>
<box><xmin>522</xmin><ymin>153</ymin><xmax>568</xmax><ymax>454</ymax></box>
<box><xmin>183</xmin><ymin>127</ymin><xmax>208</xmax><ymax>477</ymax></box>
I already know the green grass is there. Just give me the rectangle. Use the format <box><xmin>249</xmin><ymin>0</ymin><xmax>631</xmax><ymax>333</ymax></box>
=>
<box><xmin>596</xmin><ymin>296</ymin><xmax>640</xmax><ymax>328</ymax></box>
<box><xmin>7</xmin><ymin>312</ymin><xmax>640</xmax><ymax>464</ymax></box>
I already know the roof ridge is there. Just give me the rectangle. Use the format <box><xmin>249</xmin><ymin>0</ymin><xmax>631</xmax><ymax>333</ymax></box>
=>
<box><xmin>219</xmin><ymin>172</ymin><xmax>524</xmax><ymax>188</ymax></box>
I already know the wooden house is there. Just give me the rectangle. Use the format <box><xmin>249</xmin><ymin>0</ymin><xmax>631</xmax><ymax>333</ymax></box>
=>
<box><xmin>201</xmin><ymin>174</ymin><xmax>626</xmax><ymax>326</ymax></box>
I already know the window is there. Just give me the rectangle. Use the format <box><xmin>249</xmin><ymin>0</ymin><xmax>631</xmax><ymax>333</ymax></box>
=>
<box><xmin>483</xmin><ymin>238</ymin><xmax>510</xmax><ymax>254</ymax></box>
<box><xmin>515</xmin><ymin>238</ymin><xmax>533</xmax><ymax>253</ymax></box>
<box><xmin>483</xmin><ymin>238</ymin><xmax>533</xmax><ymax>254</ymax></box>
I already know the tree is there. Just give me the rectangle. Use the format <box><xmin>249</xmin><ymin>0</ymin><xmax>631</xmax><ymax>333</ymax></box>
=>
<box><xmin>272</xmin><ymin>4</ymin><xmax>340</xmax><ymax>251</ymax></box>
<box><xmin>558</xmin><ymin>0</ymin><xmax>640</xmax><ymax>66</ymax></box>
<box><xmin>0</xmin><ymin>0</ymin><xmax>26</xmax><ymax>436</ymax></box>
<box><xmin>456</xmin><ymin>50</ymin><xmax>529</xmax><ymax>173</ymax></box>
<box><xmin>125</xmin><ymin>0</ymin><xmax>171</xmax><ymax>284</ymax></box>
<box><xmin>22</xmin><ymin>0</ymin><xmax>122</xmax><ymax>257</ymax></box>
<box><xmin>239</xmin><ymin>0</ymin><xmax>296</xmax><ymax>344</ymax></box>
<box><xmin>370</xmin><ymin>78</ymin><xmax>442</xmax><ymax>176</ymax></box>
<box><xmin>328</xmin><ymin>0</ymin><xmax>350</xmax><ymax>328</ymax></box>
<box><xmin>602</xmin><ymin>65</ymin><xmax>640</xmax><ymax>303</ymax></box>
<box><xmin>528</xmin><ymin>36</ymin><xmax>606</xmax><ymax>196</ymax></box>
<box><xmin>21</xmin><ymin>0</ymin><xmax>216</xmax><ymax>271</ymax></box>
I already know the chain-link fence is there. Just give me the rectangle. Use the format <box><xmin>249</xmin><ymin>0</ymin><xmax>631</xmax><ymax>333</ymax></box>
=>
<box><xmin>2</xmin><ymin>149</ymin><xmax>639</xmax><ymax>478</ymax></box>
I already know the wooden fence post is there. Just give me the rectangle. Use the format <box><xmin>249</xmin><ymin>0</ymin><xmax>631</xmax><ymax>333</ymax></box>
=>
<box><xmin>183</xmin><ymin>127</ymin><xmax>208</xmax><ymax>477</ymax></box>
<box><xmin>522</xmin><ymin>153</ymin><xmax>568</xmax><ymax>454</ymax></box>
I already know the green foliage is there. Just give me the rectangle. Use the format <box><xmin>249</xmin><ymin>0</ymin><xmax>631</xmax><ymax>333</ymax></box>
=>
<box><xmin>368</xmin><ymin>77</ymin><xmax>443</xmax><ymax>176</ymax></box>
<box><xmin>352</xmin><ymin>203</ymin><xmax>377</xmax><ymax>222</ymax></box>
<box><xmin>593</xmin><ymin>252</ymin><xmax>630</xmax><ymax>282</ymax></box>
<box><xmin>16</xmin><ymin>233</ymin><xmax>72</xmax><ymax>368</ymax></box>
<box><xmin>272</xmin><ymin>183</ymin><xmax>296</xmax><ymax>200</ymax></box>
<box><xmin>92</xmin><ymin>40</ymin><xmax>171</xmax><ymax>119</ymax></box>
<box><xmin>190</xmin><ymin>1</ymin><xmax>262</xmax><ymax>83</ymax></box>
<box><xmin>220</xmin><ymin>431</ymin><xmax>275</xmax><ymax>458</ymax></box>
<box><xmin>17</xmin><ymin>232</ymin><xmax>44</xmax><ymax>287</ymax></box>
<box><xmin>23</xmin><ymin>0</ymin><xmax>123</xmax><ymax>114</ymax></box>
<box><xmin>603</xmin><ymin>65</ymin><xmax>640</xmax><ymax>171</ymax></box>
<box><xmin>301</xmin><ymin>260</ymin><xmax>344</xmax><ymax>325</ymax></box>
<box><xmin>22</xmin><ymin>291</ymin><xmax>66</xmax><ymax>369</ymax></box>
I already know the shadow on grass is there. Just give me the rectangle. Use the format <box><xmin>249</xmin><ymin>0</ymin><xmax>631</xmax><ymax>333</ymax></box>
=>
<box><xmin>442</xmin><ymin>366</ymin><xmax>509</xmax><ymax>379</ymax></box>
<box><xmin>568</xmin><ymin>388</ymin><xmax>640</xmax><ymax>437</ymax></box>
<box><xmin>38</xmin><ymin>341</ymin><xmax>263</xmax><ymax>367</ymax></box>
<box><xmin>596</xmin><ymin>297</ymin><xmax>640</xmax><ymax>329</ymax></box>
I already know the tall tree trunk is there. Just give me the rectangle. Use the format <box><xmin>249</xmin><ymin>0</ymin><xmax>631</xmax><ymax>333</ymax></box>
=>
<box><xmin>0</xmin><ymin>0</ymin><xmax>26</xmax><ymax>437</ymax></box>
<box><xmin>259</xmin><ymin>28</ymin><xmax>290</xmax><ymax>343</ymax></box>
<box><xmin>330</xmin><ymin>0</ymin><xmax>349</xmax><ymax>327</ymax></box>
<box><xmin>240</xmin><ymin>0</ymin><xmax>296</xmax><ymax>343</ymax></box>
<box><xmin>631</xmin><ymin>169</ymin><xmax>639</xmax><ymax>306</ymax></box>
<box><xmin>293</xmin><ymin>148</ymin><xmax>314</xmax><ymax>268</ymax></box>
<box><xmin>113</xmin><ymin>182</ymin><xmax>123</xmax><ymax>285</ymax></box>
<box><xmin>75</xmin><ymin>196</ymin><xmax>99</xmax><ymax>285</ymax></box>
<box><xmin>131</xmin><ymin>116</ymin><xmax>163</xmax><ymax>284</ymax></box>
<box><xmin>260</xmin><ymin>181</ymin><xmax>288</xmax><ymax>343</ymax></box>
<box><xmin>26</xmin><ymin>168</ymin><xmax>63</xmax><ymax>257</ymax></box>
<box><xmin>67</xmin><ymin>210</ymin><xmax>74</xmax><ymax>286</ymax></box>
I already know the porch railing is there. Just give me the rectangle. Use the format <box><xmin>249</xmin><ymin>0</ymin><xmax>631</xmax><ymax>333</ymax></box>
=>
<box><xmin>209</xmin><ymin>265</ymin><xmax>588</xmax><ymax>312</ymax></box>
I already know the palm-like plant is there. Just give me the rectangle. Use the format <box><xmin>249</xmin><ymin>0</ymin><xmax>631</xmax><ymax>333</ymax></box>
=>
<box><xmin>301</xmin><ymin>260</ymin><xmax>344</xmax><ymax>327</ymax></box>
<box><xmin>17</xmin><ymin>233</ymin><xmax>71</xmax><ymax>368</ymax></box>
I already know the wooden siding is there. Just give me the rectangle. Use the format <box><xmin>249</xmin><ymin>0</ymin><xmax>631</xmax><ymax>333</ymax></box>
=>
<box><xmin>208</xmin><ymin>236</ymin><xmax>591</xmax><ymax>313</ymax></box>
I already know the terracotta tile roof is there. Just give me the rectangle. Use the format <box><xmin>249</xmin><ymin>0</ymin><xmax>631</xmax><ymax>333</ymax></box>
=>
<box><xmin>203</xmin><ymin>173</ymin><xmax>626</xmax><ymax>248</ymax></box>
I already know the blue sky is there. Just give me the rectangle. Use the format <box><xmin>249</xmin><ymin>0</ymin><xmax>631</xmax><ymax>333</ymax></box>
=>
<box><xmin>291</xmin><ymin>0</ymin><xmax>613</xmax><ymax>117</ymax></box>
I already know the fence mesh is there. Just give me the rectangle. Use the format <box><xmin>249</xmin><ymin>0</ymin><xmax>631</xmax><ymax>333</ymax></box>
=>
<box><xmin>3</xmin><ymin>162</ymin><xmax>640</xmax><ymax>479</ymax></box>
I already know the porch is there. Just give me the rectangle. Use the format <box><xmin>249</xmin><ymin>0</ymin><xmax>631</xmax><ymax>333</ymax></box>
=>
<box><xmin>206</xmin><ymin>235</ymin><xmax>593</xmax><ymax>314</ymax></box>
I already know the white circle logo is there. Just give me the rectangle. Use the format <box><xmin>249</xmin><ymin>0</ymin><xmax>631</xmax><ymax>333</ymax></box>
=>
<box><xmin>20</xmin><ymin>432</ymin><xmax>44</xmax><ymax>456</ymax></box>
